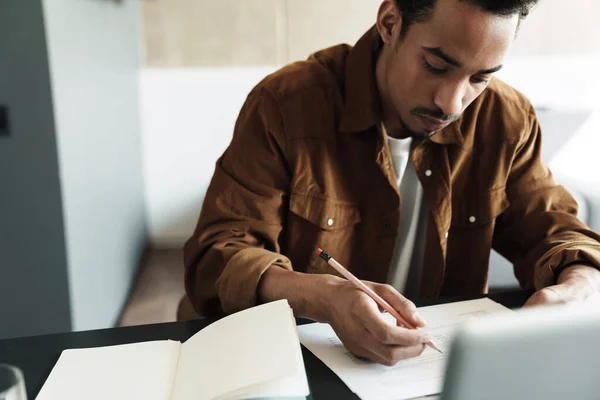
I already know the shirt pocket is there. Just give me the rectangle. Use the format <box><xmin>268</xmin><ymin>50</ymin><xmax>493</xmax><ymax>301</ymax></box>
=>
<box><xmin>445</xmin><ymin>187</ymin><xmax>512</xmax><ymax>288</ymax></box>
<box><xmin>451</xmin><ymin>186</ymin><xmax>510</xmax><ymax>228</ymax></box>
<box><xmin>287</xmin><ymin>193</ymin><xmax>362</xmax><ymax>274</ymax></box>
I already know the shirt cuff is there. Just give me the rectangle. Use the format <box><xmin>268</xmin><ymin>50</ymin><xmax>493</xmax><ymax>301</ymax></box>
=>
<box><xmin>216</xmin><ymin>247</ymin><xmax>293</xmax><ymax>314</ymax></box>
<box><xmin>553</xmin><ymin>261</ymin><xmax>600</xmax><ymax>282</ymax></box>
<box><xmin>534</xmin><ymin>243</ymin><xmax>600</xmax><ymax>289</ymax></box>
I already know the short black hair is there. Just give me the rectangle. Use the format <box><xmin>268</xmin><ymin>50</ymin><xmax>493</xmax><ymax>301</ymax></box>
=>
<box><xmin>396</xmin><ymin>0</ymin><xmax>539</xmax><ymax>36</ymax></box>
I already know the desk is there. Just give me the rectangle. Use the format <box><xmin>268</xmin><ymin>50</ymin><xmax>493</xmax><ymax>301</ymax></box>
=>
<box><xmin>0</xmin><ymin>290</ymin><xmax>532</xmax><ymax>399</ymax></box>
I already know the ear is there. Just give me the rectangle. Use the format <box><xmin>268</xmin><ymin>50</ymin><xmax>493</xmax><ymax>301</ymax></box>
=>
<box><xmin>376</xmin><ymin>0</ymin><xmax>402</xmax><ymax>45</ymax></box>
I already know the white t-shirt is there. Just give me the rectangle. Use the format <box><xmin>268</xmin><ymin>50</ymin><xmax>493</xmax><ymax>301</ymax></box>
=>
<box><xmin>386</xmin><ymin>135</ymin><xmax>426</xmax><ymax>296</ymax></box>
<box><xmin>387</xmin><ymin>136</ymin><xmax>412</xmax><ymax>184</ymax></box>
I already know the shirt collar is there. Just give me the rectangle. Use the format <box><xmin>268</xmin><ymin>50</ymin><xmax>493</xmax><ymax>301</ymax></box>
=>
<box><xmin>338</xmin><ymin>27</ymin><xmax>380</xmax><ymax>134</ymax></box>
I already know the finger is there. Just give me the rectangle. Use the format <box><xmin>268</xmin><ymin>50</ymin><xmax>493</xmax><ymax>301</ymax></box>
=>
<box><xmin>365</xmin><ymin>317</ymin><xmax>431</xmax><ymax>346</ymax></box>
<box><xmin>390</xmin><ymin>343</ymin><xmax>427</xmax><ymax>363</ymax></box>
<box><xmin>371</xmin><ymin>283</ymin><xmax>426</xmax><ymax>327</ymax></box>
<box><xmin>523</xmin><ymin>294</ymin><xmax>544</xmax><ymax>308</ymax></box>
<box><xmin>351</xmin><ymin>293</ymin><xmax>430</xmax><ymax>346</ymax></box>
<box><xmin>354</xmin><ymin>325</ymin><xmax>402</xmax><ymax>366</ymax></box>
<box><xmin>351</xmin><ymin>290</ymin><xmax>389</xmax><ymax>326</ymax></box>
<box><xmin>349</xmin><ymin>344</ymin><xmax>390</xmax><ymax>366</ymax></box>
<box><xmin>349</xmin><ymin>325</ymin><xmax>426</xmax><ymax>366</ymax></box>
<box><xmin>370</xmin><ymin>342</ymin><xmax>427</xmax><ymax>367</ymax></box>
<box><xmin>346</xmin><ymin>327</ymin><xmax>396</xmax><ymax>366</ymax></box>
<box><xmin>523</xmin><ymin>287</ymin><xmax>564</xmax><ymax>308</ymax></box>
<box><xmin>353</xmin><ymin>302</ymin><xmax>429</xmax><ymax>346</ymax></box>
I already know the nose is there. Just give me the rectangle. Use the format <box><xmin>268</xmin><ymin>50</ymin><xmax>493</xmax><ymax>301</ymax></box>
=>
<box><xmin>433</xmin><ymin>80</ymin><xmax>466</xmax><ymax>118</ymax></box>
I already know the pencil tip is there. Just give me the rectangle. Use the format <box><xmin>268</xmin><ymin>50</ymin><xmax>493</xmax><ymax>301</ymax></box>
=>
<box><xmin>428</xmin><ymin>341</ymin><xmax>443</xmax><ymax>354</ymax></box>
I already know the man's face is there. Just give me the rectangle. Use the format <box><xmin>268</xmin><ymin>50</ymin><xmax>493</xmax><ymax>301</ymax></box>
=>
<box><xmin>376</xmin><ymin>0</ymin><xmax>519</xmax><ymax>139</ymax></box>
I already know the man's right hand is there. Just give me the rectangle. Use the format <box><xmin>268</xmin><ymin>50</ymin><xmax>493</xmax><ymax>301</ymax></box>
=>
<box><xmin>258</xmin><ymin>267</ymin><xmax>430</xmax><ymax>366</ymax></box>
<box><xmin>325</xmin><ymin>280</ymin><xmax>430</xmax><ymax>366</ymax></box>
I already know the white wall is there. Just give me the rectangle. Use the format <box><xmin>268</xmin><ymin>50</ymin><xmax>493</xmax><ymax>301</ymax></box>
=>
<box><xmin>43</xmin><ymin>0</ymin><xmax>147</xmax><ymax>331</ymax></box>
<box><xmin>141</xmin><ymin>67</ymin><xmax>276</xmax><ymax>247</ymax></box>
<box><xmin>496</xmin><ymin>56</ymin><xmax>600</xmax><ymax>192</ymax></box>
<box><xmin>141</xmin><ymin>57</ymin><xmax>600</xmax><ymax>248</ymax></box>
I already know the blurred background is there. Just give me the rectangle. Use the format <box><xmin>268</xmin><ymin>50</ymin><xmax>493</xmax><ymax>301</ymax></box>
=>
<box><xmin>0</xmin><ymin>0</ymin><xmax>599</xmax><ymax>340</ymax></box>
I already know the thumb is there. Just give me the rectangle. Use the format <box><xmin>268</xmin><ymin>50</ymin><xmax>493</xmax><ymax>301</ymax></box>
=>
<box><xmin>370</xmin><ymin>283</ymin><xmax>427</xmax><ymax>327</ymax></box>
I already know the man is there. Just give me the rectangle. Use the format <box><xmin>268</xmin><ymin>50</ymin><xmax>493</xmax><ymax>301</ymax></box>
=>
<box><xmin>184</xmin><ymin>0</ymin><xmax>600</xmax><ymax>366</ymax></box>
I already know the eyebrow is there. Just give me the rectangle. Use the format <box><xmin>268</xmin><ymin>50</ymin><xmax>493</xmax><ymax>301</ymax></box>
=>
<box><xmin>478</xmin><ymin>64</ymin><xmax>504</xmax><ymax>74</ymax></box>
<box><xmin>422</xmin><ymin>46</ymin><xmax>503</xmax><ymax>75</ymax></box>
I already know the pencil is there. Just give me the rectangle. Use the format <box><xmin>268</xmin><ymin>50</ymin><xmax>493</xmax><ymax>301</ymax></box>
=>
<box><xmin>316</xmin><ymin>248</ymin><xmax>443</xmax><ymax>354</ymax></box>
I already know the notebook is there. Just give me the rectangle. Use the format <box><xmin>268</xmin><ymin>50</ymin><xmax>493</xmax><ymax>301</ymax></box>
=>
<box><xmin>36</xmin><ymin>300</ymin><xmax>310</xmax><ymax>400</ymax></box>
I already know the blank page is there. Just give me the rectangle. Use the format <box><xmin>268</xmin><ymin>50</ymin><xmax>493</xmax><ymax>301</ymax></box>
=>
<box><xmin>170</xmin><ymin>300</ymin><xmax>309</xmax><ymax>400</ymax></box>
<box><xmin>216</xmin><ymin>308</ymin><xmax>309</xmax><ymax>400</ymax></box>
<box><xmin>220</xmin><ymin>348</ymin><xmax>309</xmax><ymax>400</ymax></box>
<box><xmin>36</xmin><ymin>340</ymin><xmax>181</xmax><ymax>400</ymax></box>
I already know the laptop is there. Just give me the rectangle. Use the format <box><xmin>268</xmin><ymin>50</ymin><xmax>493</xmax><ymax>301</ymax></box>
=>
<box><xmin>439</xmin><ymin>301</ymin><xmax>600</xmax><ymax>400</ymax></box>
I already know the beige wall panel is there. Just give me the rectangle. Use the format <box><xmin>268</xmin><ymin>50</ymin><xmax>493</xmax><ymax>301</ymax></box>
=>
<box><xmin>285</xmin><ymin>0</ymin><xmax>600</xmax><ymax>63</ymax></box>
<box><xmin>285</xmin><ymin>0</ymin><xmax>381</xmax><ymax>63</ymax></box>
<box><xmin>140</xmin><ymin>0</ymin><xmax>600</xmax><ymax>67</ymax></box>
<box><xmin>141</xmin><ymin>0</ymin><xmax>282</xmax><ymax>67</ymax></box>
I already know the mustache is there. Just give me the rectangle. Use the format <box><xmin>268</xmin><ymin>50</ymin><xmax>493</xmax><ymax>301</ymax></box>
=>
<box><xmin>411</xmin><ymin>107</ymin><xmax>460</xmax><ymax>123</ymax></box>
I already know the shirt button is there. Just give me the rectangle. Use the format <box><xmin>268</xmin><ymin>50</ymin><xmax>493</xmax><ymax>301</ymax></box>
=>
<box><xmin>327</xmin><ymin>218</ymin><xmax>334</xmax><ymax>227</ymax></box>
<box><xmin>425</xmin><ymin>169</ymin><xmax>432</xmax><ymax>177</ymax></box>
<box><xmin>469</xmin><ymin>216</ymin><xmax>476</xmax><ymax>223</ymax></box>
<box><xmin>445</xmin><ymin>232</ymin><xmax>449</xmax><ymax>239</ymax></box>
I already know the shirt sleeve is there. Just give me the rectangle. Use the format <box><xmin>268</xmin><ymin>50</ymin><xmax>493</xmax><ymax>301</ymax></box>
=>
<box><xmin>492</xmin><ymin>104</ymin><xmax>600</xmax><ymax>290</ymax></box>
<box><xmin>183</xmin><ymin>87</ymin><xmax>294</xmax><ymax>317</ymax></box>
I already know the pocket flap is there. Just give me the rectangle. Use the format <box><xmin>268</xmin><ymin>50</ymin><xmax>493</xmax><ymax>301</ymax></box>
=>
<box><xmin>289</xmin><ymin>193</ymin><xmax>361</xmax><ymax>231</ymax></box>
<box><xmin>451</xmin><ymin>187</ymin><xmax>510</xmax><ymax>227</ymax></box>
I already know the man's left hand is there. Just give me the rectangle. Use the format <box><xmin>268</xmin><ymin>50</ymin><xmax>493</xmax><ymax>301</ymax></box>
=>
<box><xmin>524</xmin><ymin>265</ymin><xmax>600</xmax><ymax>308</ymax></box>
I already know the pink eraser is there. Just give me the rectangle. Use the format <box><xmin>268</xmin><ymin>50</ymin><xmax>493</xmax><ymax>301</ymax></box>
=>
<box><xmin>316</xmin><ymin>248</ymin><xmax>323</xmax><ymax>256</ymax></box>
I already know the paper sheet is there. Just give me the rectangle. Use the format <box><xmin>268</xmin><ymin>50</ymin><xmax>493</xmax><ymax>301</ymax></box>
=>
<box><xmin>35</xmin><ymin>340</ymin><xmax>181</xmax><ymax>400</ymax></box>
<box><xmin>298</xmin><ymin>298</ymin><xmax>511</xmax><ymax>400</ymax></box>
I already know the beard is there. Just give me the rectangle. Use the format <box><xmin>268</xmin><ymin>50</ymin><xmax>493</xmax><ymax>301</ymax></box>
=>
<box><xmin>398</xmin><ymin>115</ymin><xmax>438</xmax><ymax>140</ymax></box>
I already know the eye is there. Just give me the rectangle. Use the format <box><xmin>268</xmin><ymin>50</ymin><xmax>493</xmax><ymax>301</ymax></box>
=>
<box><xmin>422</xmin><ymin>58</ymin><xmax>448</xmax><ymax>75</ymax></box>
<box><xmin>470</xmin><ymin>76</ymin><xmax>490</xmax><ymax>85</ymax></box>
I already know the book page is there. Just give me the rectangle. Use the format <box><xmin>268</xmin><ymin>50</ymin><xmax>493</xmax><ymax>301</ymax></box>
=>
<box><xmin>298</xmin><ymin>298</ymin><xmax>511</xmax><ymax>400</ymax></box>
<box><xmin>35</xmin><ymin>340</ymin><xmax>181</xmax><ymax>400</ymax></box>
<box><xmin>170</xmin><ymin>300</ymin><xmax>309</xmax><ymax>400</ymax></box>
<box><xmin>214</xmin><ymin>309</ymin><xmax>309</xmax><ymax>400</ymax></box>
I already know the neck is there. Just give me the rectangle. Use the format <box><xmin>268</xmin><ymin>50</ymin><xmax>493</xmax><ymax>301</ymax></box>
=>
<box><xmin>374</xmin><ymin>45</ymin><xmax>410</xmax><ymax>140</ymax></box>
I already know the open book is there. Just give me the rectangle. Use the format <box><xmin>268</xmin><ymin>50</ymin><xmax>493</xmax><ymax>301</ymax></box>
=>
<box><xmin>36</xmin><ymin>300</ymin><xmax>310</xmax><ymax>400</ymax></box>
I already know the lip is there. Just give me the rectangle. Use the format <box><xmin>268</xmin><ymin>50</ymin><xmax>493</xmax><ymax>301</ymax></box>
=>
<box><xmin>418</xmin><ymin>115</ymin><xmax>448</xmax><ymax>132</ymax></box>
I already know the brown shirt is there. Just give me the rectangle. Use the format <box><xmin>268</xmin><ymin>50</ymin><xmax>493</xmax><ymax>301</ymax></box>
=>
<box><xmin>183</xmin><ymin>28</ymin><xmax>600</xmax><ymax>318</ymax></box>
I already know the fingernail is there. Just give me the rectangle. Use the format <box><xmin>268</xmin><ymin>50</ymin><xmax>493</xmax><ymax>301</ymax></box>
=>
<box><xmin>414</xmin><ymin>312</ymin><xmax>427</xmax><ymax>325</ymax></box>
